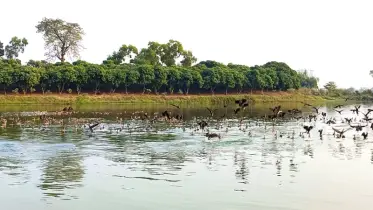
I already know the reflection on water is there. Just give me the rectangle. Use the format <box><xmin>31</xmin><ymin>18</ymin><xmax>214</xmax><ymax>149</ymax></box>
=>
<box><xmin>38</xmin><ymin>148</ymin><xmax>84</xmax><ymax>200</ymax></box>
<box><xmin>0</xmin><ymin>103</ymin><xmax>373</xmax><ymax>209</ymax></box>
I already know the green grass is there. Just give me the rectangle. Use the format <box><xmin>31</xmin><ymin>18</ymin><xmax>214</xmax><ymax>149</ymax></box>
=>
<box><xmin>0</xmin><ymin>92</ymin><xmax>330</xmax><ymax>105</ymax></box>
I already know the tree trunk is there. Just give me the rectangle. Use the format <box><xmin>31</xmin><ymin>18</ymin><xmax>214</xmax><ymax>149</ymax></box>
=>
<box><xmin>210</xmin><ymin>87</ymin><xmax>214</xmax><ymax>95</ymax></box>
<box><xmin>76</xmin><ymin>86</ymin><xmax>81</xmax><ymax>94</ymax></box>
<box><xmin>142</xmin><ymin>84</ymin><xmax>146</xmax><ymax>94</ymax></box>
<box><xmin>125</xmin><ymin>86</ymin><xmax>128</xmax><ymax>94</ymax></box>
<box><xmin>94</xmin><ymin>82</ymin><xmax>100</xmax><ymax>94</ymax></box>
<box><xmin>225</xmin><ymin>87</ymin><xmax>228</xmax><ymax>95</ymax></box>
<box><xmin>3</xmin><ymin>86</ymin><xmax>6</xmax><ymax>95</ymax></box>
<box><xmin>186</xmin><ymin>87</ymin><xmax>189</xmax><ymax>95</ymax></box>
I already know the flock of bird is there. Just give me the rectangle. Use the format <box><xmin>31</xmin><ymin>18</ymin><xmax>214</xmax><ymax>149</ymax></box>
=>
<box><xmin>0</xmin><ymin>100</ymin><xmax>373</xmax><ymax>146</ymax></box>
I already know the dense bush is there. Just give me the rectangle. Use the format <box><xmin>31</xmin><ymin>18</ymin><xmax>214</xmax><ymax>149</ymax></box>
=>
<box><xmin>0</xmin><ymin>59</ymin><xmax>318</xmax><ymax>95</ymax></box>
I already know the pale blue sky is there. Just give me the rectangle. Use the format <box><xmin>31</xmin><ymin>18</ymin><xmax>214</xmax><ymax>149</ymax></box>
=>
<box><xmin>1</xmin><ymin>0</ymin><xmax>373</xmax><ymax>89</ymax></box>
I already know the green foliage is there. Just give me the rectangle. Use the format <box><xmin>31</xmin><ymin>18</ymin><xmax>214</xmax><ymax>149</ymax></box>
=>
<box><xmin>4</xmin><ymin>37</ymin><xmax>28</xmax><ymax>59</ymax></box>
<box><xmin>105</xmin><ymin>44</ymin><xmax>138</xmax><ymax>65</ymax></box>
<box><xmin>324</xmin><ymin>81</ymin><xmax>337</xmax><ymax>92</ymax></box>
<box><xmin>0</xmin><ymin>36</ymin><xmax>322</xmax><ymax>95</ymax></box>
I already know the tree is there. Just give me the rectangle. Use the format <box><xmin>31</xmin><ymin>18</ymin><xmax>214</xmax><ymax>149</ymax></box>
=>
<box><xmin>152</xmin><ymin>66</ymin><xmax>168</xmax><ymax>94</ymax></box>
<box><xmin>133</xmin><ymin>42</ymin><xmax>162</xmax><ymax>66</ymax></box>
<box><xmin>166</xmin><ymin>67</ymin><xmax>180</xmax><ymax>93</ymax></box>
<box><xmin>160</xmin><ymin>40</ymin><xmax>184</xmax><ymax>66</ymax></box>
<box><xmin>55</xmin><ymin>64</ymin><xmax>76</xmax><ymax>93</ymax></box>
<box><xmin>202</xmin><ymin>67</ymin><xmax>220</xmax><ymax>94</ymax></box>
<box><xmin>233</xmin><ymin>71</ymin><xmax>246</xmax><ymax>93</ymax></box>
<box><xmin>86</xmin><ymin>64</ymin><xmax>107</xmax><ymax>93</ymax></box>
<box><xmin>124</xmin><ymin>68</ymin><xmax>139</xmax><ymax>94</ymax></box>
<box><xmin>105</xmin><ymin>44</ymin><xmax>138</xmax><ymax>65</ymax></box>
<box><xmin>36</xmin><ymin>18</ymin><xmax>84</xmax><ymax>62</ymax></box>
<box><xmin>324</xmin><ymin>81</ymin><xmax>337</xmax><ymax>92</ymax></box>
<box><xmin>0</xmin><ymin>64</ymin><xmax>13</xmax><ymax>94</ymax></box>
<box><xmin>4</xmin><ymin>37</ymin><xmax>28</xmax><ymax>59</ymax></box>
<box><xmin>180</xmin><ymin>50</ymin><xmax>197</xmax><ymax>67</ymax></box>
<box><xmin>12</xmin><ymin>66</ymin><xmax>40</xmax><ymax>94</ymax></box>
<box><xmin>73</xmin><ymin>64</ymin><xmax>88</xmax><ymax>94</ymax></box>
<box><xmin>0</xmin><ymin>41</ymin><xmax>4</xmax><ymax>57</ymax></box>
<box><xmin>137</xmin><ymin>64</ymin><xmax>154</xmax><ymax>94</ymax></box>
<box><xmin>107</xmin><ymin>66</ymin><xmax>127</xmax><ymax>93</ymax></box>
<box><xmin>222</xmin><ymin>69</ymin><xmax>235</xmax><ymax>94</ymax></box>
<box><xmin>179</xmin><ymin>68</ymin><xmax>193</xmax><ymax>94</ymax></box>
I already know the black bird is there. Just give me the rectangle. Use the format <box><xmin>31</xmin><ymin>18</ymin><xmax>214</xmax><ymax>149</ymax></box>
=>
<box><xmin>235</xmin><ymin>99</ymin><xmax>248</xmax><ymax>107</ymax></box>
<box><xmin>351</xmin><ymin>105</ymin><xmax>361</xmax><ymax>115</ymax></box>
<box><xmin>162</xmin><ymin>111</ymin><xmax>171</xmax><ymax>120</ymax></box>
<box><xmin>334</xmin><ymin>109</ymin><xmax>343</xmax><ymax>115</ymax></box>
<box><xmin>362</xmin><ymin>132</ymin><xmax>368</xmax><ymax>140</ymax></box>
<box><xmin>278</xmin><ymin>112</ymin><xmax>286</xmax><ymax>118</ymax></box>
<box><xmin>219</xmin><ymin>113</ymin><xmax>226</xmax><ymax>120</ymax></box>
<box><xmin>301</xmin><ymin>102</ymin><xmax>313</xmax><ymax>107</ymax></box>
<box><xmin>205</xmin><ymin>132</ymin><xmax>221</xmax><ymax>139</ymax></box>
<box><xmin>67</xmin><ymin>106</ymin><xmax>73</xmax><ymax>111</ymax></box>
<box><xmin>175</xmin><ymin>114</ymin><xmax>183</xmax><ymax>120</ymax></box>
<box><xmin>89</xmin><ymin>122</ymin><xmax>100</xmax><ymax>132</ymax></box>
<box><xmin>345</xmin><ymin>118</ymin><xmax>352</xmax><ymax>124</ymax></box>
<box><xmin>303</xmin><ymin>125</ymin><xmax>314</xmax><ymax>134</ymax></box>
<box><xmin>234</xmin><ymin>108</ymin><xmax>241</xmax><ymax>114</ymax></box>
<box><xmin>312</xmin><ymin>106</ymin><xmax>320</xmax><ymax>114</ymax></box>
<box><xmin>241</xmin><ymin>102</ymin><xmax>249</xmax><ymax>109</ymax></box>
<box><xmin>198</xmin><ymin>121</ymin><xmax>208</xmax><ymax>130</ymax></box>
<box><xmin>318</xmin><ymin>129</ymin><xmax>323</xmax><ymax>138</ymax></box>
<box><xmin>334</xmin><ymin>105</ymin><xmax>343</xmax><ymax>109</ymax></box>
<box><xmin>326</xmin><ymin>119</ymin><xmax>336</xmax><ymax>125</ymax></box>
<box><xmin>62</xmin><ymin>107</ymin><xmax>68</xmax><ymax>111</ymax></box>
<box><xmin>371</xmin><ymin>123</ymin><xmax>373</xmax><ymax>130</ymax></box>
<box><xmin>350</xmin><ymin>123</ymin><xmax>367</xmax><ymax>132</ymax></box>
<box><xmin>322</xmin><ymin>112</ymin><xmax>327</xmax><ymax>117</ymax></box>
<box><xmin>170</xmin><ymin>104</ymin><xmax>180</xmax><ymax>109</ymax></box>
<box><xmin>206</xmin><ymin>107</ymin><xmax>217</xmax><ymax>117</ymax></box>
<box><xmin>332</xmin><ymin>127</ymin><xmax>352</xmax><ymax>138</ymax></box>
<box><xmin>269</xmin><ymin>105</ymin><xmax>281</xmax><ymax>114</ymax></box>
<box><xmin>142</xmin><ymin>113</ymin><xmax>149</xmax><ymax>120</ymax></box>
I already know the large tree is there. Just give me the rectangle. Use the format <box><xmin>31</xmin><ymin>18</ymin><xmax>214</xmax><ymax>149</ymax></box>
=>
<box><xmin>36</xmin><ymin>18</ymin><xmax>84</xmax><ymax>62</ymax></box>
<box><xmin>324</xmin><ymin>81</ymin><xmax>337</xmax><ymax>92</ymax></box>
<box><xmin>4</xmin><ymin>37</ymin><xmax>28</xmax><ymax>59</ymax></box>
<box><xmin>105</xmin><ymin>44</ymin><xmax>138</xmax><ymax>65</ymax></box>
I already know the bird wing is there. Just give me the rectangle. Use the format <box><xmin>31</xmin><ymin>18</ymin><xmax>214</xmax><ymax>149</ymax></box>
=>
<box><xmin>341</xmin><ymin>127</ymin><xmax>353</xmax><ymax>133</ymax></box>
<box><xmin>332</xmin><ymin>127</ymin><xmax>342</xmax><ymax>134</ymax></box>
<box><xmin>170</xmin><ymin>104</ymin><xmax>180</xmax><ymax>109</ymax></box>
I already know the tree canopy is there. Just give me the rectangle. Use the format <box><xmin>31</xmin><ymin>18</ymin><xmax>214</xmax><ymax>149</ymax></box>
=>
<box><xmin>36</xmin><ymin>17</ymin><xmax>84</xmax><ymax>62</ymax></box>
<box><xmin>0</xmin><ymin>18</ymin><xmax>321</xmax><ymax>95</ymax></box>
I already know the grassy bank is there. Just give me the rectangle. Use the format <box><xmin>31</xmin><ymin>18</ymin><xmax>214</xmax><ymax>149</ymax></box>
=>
<box><xmin>0</xmin><ymin>91</ymin><xmax>334</xmax><ymax>105</ymax></box>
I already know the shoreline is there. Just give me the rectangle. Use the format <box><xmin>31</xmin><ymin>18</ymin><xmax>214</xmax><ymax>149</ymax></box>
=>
<box><xmin>0</xmin><ymin>92</ymin><xmax>334</xmax><ymax>105</ymax></box>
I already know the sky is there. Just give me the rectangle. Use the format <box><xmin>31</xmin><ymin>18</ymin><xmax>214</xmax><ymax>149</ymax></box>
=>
<box><xmin>1</xmin><ymin>0</ymin><xmax>373</xmax><ymax>89</ymax></box>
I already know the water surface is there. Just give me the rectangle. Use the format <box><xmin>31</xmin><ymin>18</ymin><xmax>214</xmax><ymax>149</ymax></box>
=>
<box><xmin>0</xmin><ymin>103</ymin><xmax>373</xmax><ymax>210</ymax></box>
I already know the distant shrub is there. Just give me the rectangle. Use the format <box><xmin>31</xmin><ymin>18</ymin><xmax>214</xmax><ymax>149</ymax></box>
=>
<box><xmin>12</xmin><ymin>88</ymin><xmax>19</xmax><ymax>94</ymax></box>
<box><xmin>67</xmin><ymin>88</ymin><xmax>73</xmax><ymax>94</ymax></box>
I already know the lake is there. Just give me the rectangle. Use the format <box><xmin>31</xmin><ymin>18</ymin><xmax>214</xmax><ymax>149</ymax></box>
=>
<box><xmin>0</xmin><ymin>102</ymin><xmax>373</xmax><ymax>210</ymax></box>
